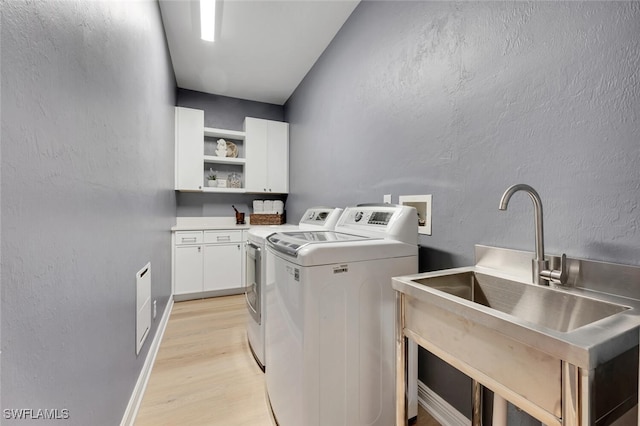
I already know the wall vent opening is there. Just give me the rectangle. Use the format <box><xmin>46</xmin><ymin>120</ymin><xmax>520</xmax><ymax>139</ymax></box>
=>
<box><xmin>136</xmin><ymin>262</ymin><xmax>151</xmax><ymax>355</ymax></box>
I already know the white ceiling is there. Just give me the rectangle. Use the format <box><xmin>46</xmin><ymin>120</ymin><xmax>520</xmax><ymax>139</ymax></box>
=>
<box><xmin>158</xmin><ymin>0</ymin><xmax>360</xmax><ymax>105</ymax></box>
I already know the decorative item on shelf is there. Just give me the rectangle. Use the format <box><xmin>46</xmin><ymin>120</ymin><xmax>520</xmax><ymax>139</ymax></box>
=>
<box><xmin>228</xmin><ymin>172</ymin><xmax>242</xmax><ymax>189</ymax></box>
<box><xmin>226</xmin><ymin>141</ymin><xmax>238</xmax><ymax>158</ymax></box>
<box><xmin>207</xmin><ymin>168</ymin><xmax>217</xmax><ymax>187</ymax></box>
<box><xmin>215</xmin><ymin>139</ymin><xmax>227</xmax><ymax>157</ymax></box>
<box><xmin>217</xmin><ymin>179</ymin><xmax>227</xmax><ymax>188</ymax></box>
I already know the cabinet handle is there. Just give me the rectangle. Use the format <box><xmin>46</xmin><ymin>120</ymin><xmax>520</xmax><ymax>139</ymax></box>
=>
<box><xmin>237</xmin><ymin>244</ymin><xmax>240</xmax><ymax>250</ymax></box>
<box><xmin>198</xmin><ymin>246</ymin><xmax>201</xmax><ymax>252</ymax></box>
<box><xmin>182</xmin><ymin>237</ymin><xmax>197</xmax><ymax>243</ymax></box>
<box><xmin>216</xmin><ymin>235</ymin><xmax>231</xmax><ymax>242</ymax></box>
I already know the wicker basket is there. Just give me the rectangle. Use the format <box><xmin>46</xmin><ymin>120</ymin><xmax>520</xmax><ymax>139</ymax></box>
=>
<box><xmin>249</xmin><ymin>213</ymin><xmax>286</xmax><ymax>225</ymax></box>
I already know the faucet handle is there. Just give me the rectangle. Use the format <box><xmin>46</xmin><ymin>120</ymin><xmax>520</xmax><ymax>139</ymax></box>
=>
<box><xmin>540</xmin><ymin>253</ymin><xmax>567</xmax><ymax>285</ymax></box>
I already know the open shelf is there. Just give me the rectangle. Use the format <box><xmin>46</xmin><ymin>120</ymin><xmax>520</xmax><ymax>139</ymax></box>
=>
<box><xmin>204</xmin><ymin>127</ymin><xmax>245</xmax><ymax>140</ymax></box>
<box><xmin>203</xmin><ymin>155</ymin><xmax>246</xmax><ymax>165</ymax></box>
<box><xmin>201</xmin><ymin>187</ymin><xmax>246</xmax><ymax>194</ymax></box>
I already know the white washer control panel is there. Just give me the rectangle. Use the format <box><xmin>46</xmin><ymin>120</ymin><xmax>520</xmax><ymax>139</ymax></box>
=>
<box><xmin>344</xmin><ymin>209</ymin><xmax>393</xmax><ymax>226</ymax></box>
<box><xmin>334</xmin><ymin>205</ymin><xmax>418</xmax><ymax>244</ymax></box>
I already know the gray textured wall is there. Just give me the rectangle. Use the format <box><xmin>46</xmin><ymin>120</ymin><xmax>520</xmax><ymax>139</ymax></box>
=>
<box><xmin>1</xmin><ymin>1</ymin><xmax>176</xmax><ymax>424</ymax></box>
<box><xmin>284</xmin><ymin>1</ymin><xmax>640</xmax><ymax>423</ymax></box>
<box><xmin>177</xmin><ymin>88</ymin><xmax>284</xmax><ymax>130</ymax></box>
<box><xmin>0</xmin><ymin>0</ymin><xmax>3</xmax><ymax>413</ymax></box>
<box><xmin>176</xmin><ymin>89</ymin><xmax>287</xmax><ymax>218</ymax></box>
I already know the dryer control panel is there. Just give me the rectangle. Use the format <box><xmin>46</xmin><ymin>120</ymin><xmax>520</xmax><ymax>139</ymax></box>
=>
<box><xmin>298</xmin><ymin>207</ymin><xmax>343</xmax><ymax>229</ymax></box>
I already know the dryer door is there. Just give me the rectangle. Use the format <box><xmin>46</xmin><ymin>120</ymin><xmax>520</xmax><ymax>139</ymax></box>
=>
<box><xmin>245</xmin><ymin>242</ymin><xmax>261</xmax><ymax>324</ymax></box>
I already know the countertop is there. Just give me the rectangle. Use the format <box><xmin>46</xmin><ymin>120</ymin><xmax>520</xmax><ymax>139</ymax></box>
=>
<box><xmin>171</xmin><ymin>216</ymin><xmax>287</xmax><ymax>231</ymax></box>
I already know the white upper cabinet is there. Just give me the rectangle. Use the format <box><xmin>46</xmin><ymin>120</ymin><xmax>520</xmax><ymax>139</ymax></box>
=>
<box><xmin>244</xmin><ymin>117</ymin><xmax>289</xmax><ymax>193</ymax></box>
<box><xmin>174</xmin><ymin>107</ymin><xmax>287</xmax><ymax>194</ymax></box>
<box><xmin>175</xmin><ymin>107</ymin><xmax>204</xmax><ymax>191</ymax></box>
<box><xmin>175</xmin><ymin>106</ymin><xmax>246</xmax><ymax>193</ymax></box>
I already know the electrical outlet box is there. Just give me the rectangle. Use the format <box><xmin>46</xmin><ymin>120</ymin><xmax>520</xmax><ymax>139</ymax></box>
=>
<box><xmin>383</xmin><ymin>194</ymin><xmax>392</xmax><ymax>204</ymax></box>
<box><xmin>399</xmin><ymin>195</ymin><xmax>432</xmax><ymax>235</ymax></box>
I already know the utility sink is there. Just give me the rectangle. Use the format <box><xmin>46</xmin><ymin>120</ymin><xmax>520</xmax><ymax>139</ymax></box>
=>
<box><xmin>392</xmin><ymin>246</ymin><xmax>640</xmax><ymax>426</ymax></box>
<box><xmin>412</xmin><ymin>271</ymin><xmax>630</xmax><ymax>333</ymax></box>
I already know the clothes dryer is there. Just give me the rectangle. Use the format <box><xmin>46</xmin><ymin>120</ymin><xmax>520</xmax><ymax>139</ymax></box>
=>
<box><xmin>245</xmin><ymin>207</ymin><xmax>343</xmax><ymax>369</ymax></box>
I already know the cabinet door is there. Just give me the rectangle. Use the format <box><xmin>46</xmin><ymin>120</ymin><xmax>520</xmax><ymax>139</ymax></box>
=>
<box><xmin>174</xmin><ymin>245</ymin><xmax>203</xmax><ymax>294</ymax></box>
<box><xmin>244</xmin><ymin>117</ymin><xmax>269</xmax><ymax>192</ymax></box>
<box><xmin>266</xmin><ymin>121</ymin><xmax>289</xmax><ymax>193</ymax></box>
<box><xmin>175</xmin><ymin>107</ymin><xmax>204</xmax><ymax>191</ymax></box>
<box><xmin>203</xmin><ymin>244</ymin><xmax>243</xmax><ymax>291</ymax></box>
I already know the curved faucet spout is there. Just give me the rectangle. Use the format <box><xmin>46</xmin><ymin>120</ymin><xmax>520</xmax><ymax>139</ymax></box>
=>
<box><xmin>499</xmin><ymin>184</ymin><xmax>547</xmax><ymax>285</ymax></box>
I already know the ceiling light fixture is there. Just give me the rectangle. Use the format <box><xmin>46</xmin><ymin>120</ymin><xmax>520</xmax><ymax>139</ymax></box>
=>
<box><xmin>200</xmin><ymin>0</ymin><xmax>216</xmax><ymax>42</ymax></box>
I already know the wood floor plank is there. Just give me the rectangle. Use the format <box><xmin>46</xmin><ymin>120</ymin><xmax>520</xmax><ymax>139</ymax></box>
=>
<box><xmin>135</xmin><ymin>294</ymin><xmax>440</xmax><ymax>426</ymax></box>
<box><xmin>135</xmin><ymin>296</ymin><xmax>273</xmax><ymax>426</ymax></box>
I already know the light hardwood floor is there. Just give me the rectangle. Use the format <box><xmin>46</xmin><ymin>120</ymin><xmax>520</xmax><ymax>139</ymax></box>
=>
<box><xmin>135</xmin><ymin>295</ymin><xmax>439</xmax><ymax>426</ymax></box>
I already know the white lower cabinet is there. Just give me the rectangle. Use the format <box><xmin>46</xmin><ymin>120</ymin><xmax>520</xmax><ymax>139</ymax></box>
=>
<box><xmin>203</xmin><ymin>243</ymin><xmax>242</xmax><ymax>291</ymax></box>
<box><xmin>174</xmin><ymin>245</ymin><xmax>204</xmax><ymax>295</ymax></box>
<box><xmin>173</xmin><ymin>230</ymin><xmax>245</xmax><ymax>299</ymax></box>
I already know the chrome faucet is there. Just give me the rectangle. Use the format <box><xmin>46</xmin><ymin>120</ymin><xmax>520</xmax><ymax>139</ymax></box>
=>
<box><xmin>499</xmin><ymin>184</ymin><xmax>566</xmax><ymax>285</ymax></box>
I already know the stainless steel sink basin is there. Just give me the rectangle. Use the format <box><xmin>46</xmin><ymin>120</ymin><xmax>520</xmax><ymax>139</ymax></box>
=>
<box><xmin>412</xmin><ymin>271</ymin><xmax>629</xmax><ymax>333</ymax></box>
<box><xmin>393</xmin><ymin>246</ymin><xmax>640</xmax><ymax>426</ymax></box>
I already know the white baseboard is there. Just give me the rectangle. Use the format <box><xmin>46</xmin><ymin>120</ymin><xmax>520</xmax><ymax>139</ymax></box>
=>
<box><xmin>173</xmin><ymin>287</ymin><xmax>244</xmax><ymax>302</ymax></box>
<box><xmin>418</xmin><ymin>380</ymin><xmax>470</xmax><ymax>426</ymax></box>
<box><xmin>120</xmin><ymin>296</ymin><xmax>174</xmax><ymax>426</ymax></box>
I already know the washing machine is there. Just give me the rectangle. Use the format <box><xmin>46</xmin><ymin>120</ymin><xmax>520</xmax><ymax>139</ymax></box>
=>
<box><xmin>265</xmin><ymin>204</ymin><xmax>419</xmax><ymax>426</ymax></box>
<box><xmin>245</xmin><ymin>207</ymin><xmax>343</xmax><ymax>370</ymax></box>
